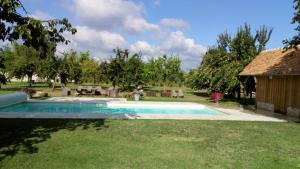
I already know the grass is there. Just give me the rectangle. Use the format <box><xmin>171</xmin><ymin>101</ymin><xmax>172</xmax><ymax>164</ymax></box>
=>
<box><xmin>0</xmin><ymin>119</ymin><xmax>299</xmax><ymax>169</ymax></box>
<box><xmin>0</xmin><ymin>90</ymin><xmax>14</xmax><ymax>95</ymax></box>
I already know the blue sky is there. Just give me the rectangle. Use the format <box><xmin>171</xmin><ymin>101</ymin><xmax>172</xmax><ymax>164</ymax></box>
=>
<box><xmin>22</xmin><ymin>0</ymin><xmax>296</xmax><ymax>70</ymax></box>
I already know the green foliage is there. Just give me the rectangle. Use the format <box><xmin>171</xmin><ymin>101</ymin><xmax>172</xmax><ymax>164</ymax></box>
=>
<box><xmin>106</xmin><ymin>49</ymin><xmax>144</xmax><ymax>89</ymax></box>
<box><xmin>107</xmin><ymin>49</ymin><xmax>128</xmax><ymax>88</ymax></box>
<box><xmin>0</xmin><ymin>0</ymin><xmax>76</xmax><ymax>57</ymax></box>
<box><xmin>143</xmin><ymin>55</ymin><xmax>184</xmax><ymax>87</ymax></box>
<box><xmin>283</xmin><ymin>0</ymin><xmax>300</xmax><ymax>49</ymax></box>
<box><xmin>80</xmin><ymin>52</ymin><xmax>98</xmax><ymax>84</ymax></box>
<box><xmin>123</xmin><ymin>53</ymin><xmax>144</xmax><ymax>87</ymax></box>
<box><xmin>0</xmin><ymin>48</ymin><xmax>8</xmax><ymax>86</ymax></box>
<box><xmin>187</xmin><ymin>24</ymin><xmax>272</xmax><ymax>97</ymax></box>
<box><xmin>0</xmin><ymin>43</ymin><xmax>184</xmax><ymax>89</ymax></box>
<box><xmin>143</xmin><ymin>58</ymin><xmax>164</xmax><ymax>86</ymax></box>
<box><xmin>3</xmin><ymin>43</ymin><xmax>40</xmax><ymax>86</ymax></box>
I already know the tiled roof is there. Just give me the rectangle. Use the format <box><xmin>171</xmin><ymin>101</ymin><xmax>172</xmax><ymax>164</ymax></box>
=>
<box><xmin>240</xmin><ymin>48</ymin><xmax>300</xmax><ymax>76</ymax></box>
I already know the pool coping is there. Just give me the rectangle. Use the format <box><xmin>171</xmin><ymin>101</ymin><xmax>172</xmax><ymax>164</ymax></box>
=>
<box><xmin>0</xmin><ymin>97</ymin><xmax>286</xmax><ymax>122</ymax></box>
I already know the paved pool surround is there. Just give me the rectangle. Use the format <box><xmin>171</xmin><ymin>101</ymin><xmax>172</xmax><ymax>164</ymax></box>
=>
<box><xmin>0</xmin><ymin>96</ymin><xmax>285</xmax><ymax>122</ymax></box>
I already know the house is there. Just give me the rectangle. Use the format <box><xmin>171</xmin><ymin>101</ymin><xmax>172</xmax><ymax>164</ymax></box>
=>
<box><xmin>240</xmin><ymin>48</ymin><xmax>300</xmax><ymax>118</ymax></box>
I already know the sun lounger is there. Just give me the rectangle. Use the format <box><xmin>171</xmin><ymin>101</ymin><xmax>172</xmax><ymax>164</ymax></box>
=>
<box><xmin>86</xmin><ymin>86</ymin><xmax>93</xmax><ymax>95</ymax></box>
<box><xmin>95</xmin><ymin>87</ymin><xmax>102</xmax><ymax>95</ymax></box>
<box><xmin>76</xmin><ymin>86</ymin><xmax>83</xmax><ymax>96</ymax></box>
<box><xmin>171</xmin><ymin>90</ymin><xmax>177</xmax><ymax>98</ymax></box>
<box><xmin>178</xmin><ymin>89</ymin><xmax>184</xmax><ymax>98</ymax></box>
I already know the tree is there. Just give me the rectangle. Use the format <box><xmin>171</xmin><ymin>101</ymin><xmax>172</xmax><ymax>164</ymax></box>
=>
<box><xmin>143</xmin><ymin>55</ymin><xmax>184</xmax><ymax>88</ymax></box>
<box><xmin>80</xmin><ymin>52</ymin><xmax>98</xmax><ymax>85</ymax></box>
<box><xmin>67</xmin><ymin>51</ymin><xmax>82</xmax><ymax>84</ymax></box>
<box><xmin>143</xmin><ymin>58</ymin><xmax>164</xmax><ymax>86</ymax></box>
<box><xmin>0</xmin><ymin>48</ymin><xmax>7</xmax><ymax>88</ymax></box>
<box><xmin>0</xmin><ymin>0</ymin><xmax>76</xmax><ymax>57</ymax></box>
<box><xmin>56</xmin><ymin>56</ymin><xmax>69</xmax><ymax>87</ymax></box>
<box><xmin>107</xmin><ymin>49</ymin><xmax>128</xmax><ymax>88</ymax></box>
<box><xmin>4</xmin><ymin>43</ymin><xmax>40</xmax><ymax>87</ymax></box>
<box><xmin>188</xmin><ymin>24</ymin><xmax>272</xmax><ymax>98</ymax></box>
<box><xmin>283</xmin><ymin>0</ymin><xmax>300</xmax><ymax>49</ymax></box>
<box><xmin>98</xmin><ymin>61</ymin><xmax>110</xmax><ymax>84</ymax></box>
<box><xmin>123</xmin><ymin>53</ymin><xmax>144</xmax><ymax>88</ymax></box>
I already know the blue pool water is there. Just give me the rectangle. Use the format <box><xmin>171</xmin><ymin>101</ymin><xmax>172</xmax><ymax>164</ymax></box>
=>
<box><xmin>0</xmin><ymin>102</ymin><xmax>222</xmax><ymax>115</ymax></box>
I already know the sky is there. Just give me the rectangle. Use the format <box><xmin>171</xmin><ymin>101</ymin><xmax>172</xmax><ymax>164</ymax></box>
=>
<box><xmin>18</xmin><ymin>0</ymin><xmax>297</xmax><ymax>70</ymax></box>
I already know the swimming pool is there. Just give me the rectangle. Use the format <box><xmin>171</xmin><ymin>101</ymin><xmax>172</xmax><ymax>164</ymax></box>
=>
<box><xmin>0</xmin><ymin>101</ymin><xmax>223</xmax><ymax>116</ymax></box>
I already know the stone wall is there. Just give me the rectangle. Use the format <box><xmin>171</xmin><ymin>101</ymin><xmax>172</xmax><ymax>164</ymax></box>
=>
<box><xmin>287</xmin><ymin>107</ymin><xmax>300</xmax><ymax>118</ymax></box>
<box><xmin>257</xmin><ymin>102</ymin><xmax>274</xmax><ymax>112</ymax></box>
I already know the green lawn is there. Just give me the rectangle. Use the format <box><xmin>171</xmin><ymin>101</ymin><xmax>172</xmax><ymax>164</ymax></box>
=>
<box><xmin>0</xmin><ymin>119</ymin><xmax>299</xmax><ymax>169</ymax></box>
<box><xmin>0</xmin><ymin>90</ymin><xmax>14</xmax><ymax>95</ymax></box>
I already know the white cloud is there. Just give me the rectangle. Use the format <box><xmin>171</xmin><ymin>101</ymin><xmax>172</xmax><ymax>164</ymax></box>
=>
<box><xmin>30</xmin><ymin>10</ymin><xmax>53</xmax><ymax>20</ymax></box>
<box><xmin>130</xmin><ymin>31</ymin><xmax>207</xmax><ymax>70</ymax></box>
<box><xmin>160</xmin><ymin>18</ymin><xmax>189</xmax><ymax>30</ymax></box>
<box><xmin>58</xmin><ymin>0</ymin><xmax>207</xmax><ymax>70</ymax></box>
<box><xmin>154</xmin><ymin>0</ymin><xmax>160</xmax><ymax>6</ymax></box>
<box><xmin>124</xmin><ymin>16</ymin><xmax>160</xmax><ymax>34</ymax></box>
<box><xmin>130</xmin><ymin>41</ymin><xmax>159</xmax><ymax>61</ymax></box>
<box><xmin>160</xmin><ymin>31</ymin><xmax>207</xmax><ymax>70</ymax></box>
<box><xmin>57</xmin><ymin>26</ymin><xmax>128</xmax><ymax>58</ymax></box>
<box><xmin>71</xmin><ymin>0</ymin><xmax>160</xmax><ymax>34</ymax></box>
<box><xmin>60</xmin><ymin>29</ymin><xmax>206</xmax><ymax>70</ymax></box>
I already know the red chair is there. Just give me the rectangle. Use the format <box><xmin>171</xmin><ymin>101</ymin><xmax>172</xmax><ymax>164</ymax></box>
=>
<box><xmin>211</xmin><ymin>91</ymin><xmax>222</xmax><ymax>102</ymax></box>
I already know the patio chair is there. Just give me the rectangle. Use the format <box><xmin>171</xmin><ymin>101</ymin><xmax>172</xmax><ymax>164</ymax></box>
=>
<box><xmin>146</xmin><ymin>91</ymin><xmax>156</xmax><ymax>97</ymax></box>
<box><xmin>211</xmin><ymin>91</ymin><xmax>222</xmax><ymax>103</ymax></box>
<box><xmin>76</xmin><ymin>86</ymin><xmax>83</xmax><ymax>96</ymax></box>
<box><xmin>178</xmin><ymin>89</ymin><xmax>184</xmax><ymax>98</ymax></box>
<box><xmin>171</xmin><ymin>90</ymin><xmax>177</xmax><ymax>98</ymax></box>
<box><xmin>95</xmin><ymin>87</ymin><xmax>102</xmax><ymax>95</ymax></box>
<box><xmin>161</xmin><ymin>90</ymin><xmax>171</xmax><ymax>97</ymax></box>
<box><xmin>86</xmin><ymin>86</ymin><xmax>93</xmax><ymax>95</ymax></box>
<box><xmin>81</xmin><ymin>87</ymin><xmax>87</xmax><ymax>95</ymax></box>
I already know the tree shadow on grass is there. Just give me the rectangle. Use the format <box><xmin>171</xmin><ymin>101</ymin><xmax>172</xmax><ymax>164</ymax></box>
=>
<box><xmin>0</xmin><ymin>118</ymin><xmax>107</xmax><ymax>161</ymax></box>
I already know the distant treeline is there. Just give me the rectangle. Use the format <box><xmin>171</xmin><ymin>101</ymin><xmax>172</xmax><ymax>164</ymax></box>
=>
<box><xmin>0</xmin><ymin>43</ymin><xmax>184</xmax><ymax>89</ymax></box>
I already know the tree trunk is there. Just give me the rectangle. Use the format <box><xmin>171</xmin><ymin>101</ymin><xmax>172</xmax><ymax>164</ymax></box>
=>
<box><xmin>237</xmin><ymin>86</ymin><xmax>241</xmax><ymax>99</ymax></box>
<box><xmin>28</xmin><ymin>74</ymin><xmax>33</xmax><ymax>87</ymax></box>
<box><xmin>93</xmin><ymin>74</ymin><xmax>96</xmax><ymax>87</ymax></box>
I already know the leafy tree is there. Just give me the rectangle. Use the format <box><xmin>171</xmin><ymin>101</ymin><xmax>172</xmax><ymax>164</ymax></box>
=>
<box><xmin>164</xmin><ymin>56</ymin><xmax>183</xmax><ymax>86</ymax></box>
<box><xmin>283</xmin><ymin>0</ymin><xmax>300</xmax><ymax>48</ymax></box>
<box><xmin>123</xmin><ymin>53</ymin><xmax>144</xmax><ymax>88</ymax></box>
<box><xmin>98</xmin><ymin>61</ymin><xmax>110</xmax><ymax>84</ymax></box>
<box><xmin>61</xmin><ymin>50</ymin><xmax>82</xmax><ymax>84</ymax></box>
<box><xmin>143</xmin><ymin>58</ymin><xmax>164</xmax><ymax>86</ymax></box>
<box><xmin>5</xmin><ymin>43</ymin><xmax>40</xmax><ymax>87</ymax></box>
<box><xmin>36</xmin><ymin>44</ymin><xmax>57</xmax><ymax>85</ymax></box>
<box><xmin>0</xmin><ymin>48</ymin><xmax>7</xmax><ymax>88</ymax></box>
<box><xmin>56</xmin><ymin>56</ymin><xmax>69</xmax><ymax>87</ymax></box>
<box><xmin>143</xmin><ymin>55</ymin><xmax>184</xmax><ymax>88</ymax></box>
<box><xmin>80</xmin><ymin>52</ymin><xmax>98</xmax><ymax>85</ymax></box>
<box><xmin>0</xmin><ymin>0</ymin><xmax>76</xmax><ymax>57</ymax></box>
<box><xmin>188</xmin><ymin>24</ymin><xmax>272</xmax><ymax>98</ymax></box>
<box><xmin>107</xmin><ymin>49</ymin><xmax>128</xmax><ymax>88</ymax></box>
